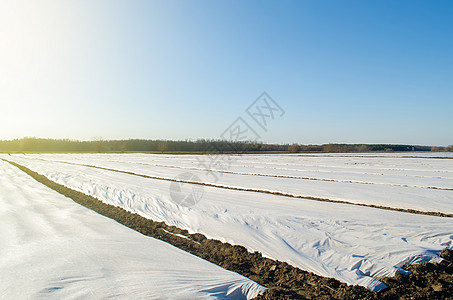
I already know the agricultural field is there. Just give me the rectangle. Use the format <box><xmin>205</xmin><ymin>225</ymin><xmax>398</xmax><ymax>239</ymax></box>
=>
<box><xmin>0</xmin><ymin>159</ymin><xmax>265</xmax><ymax>299</ymax></box>
<box><xmin>1</xmin><ymin>152</ymin><xmax>452</xmax><ymax>298</ymax></box>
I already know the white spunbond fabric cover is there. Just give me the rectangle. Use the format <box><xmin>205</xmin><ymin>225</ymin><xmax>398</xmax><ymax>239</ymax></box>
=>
<box><xmin>4</xmin><ymin>154</ymin><xmax>453</xmax><ymax>291</ymax></box>
<box><xmin>0</xmin><ymin>160</ymin><xmax>265</xmax><ymax>299</ymax></box>
<box><xmin>17</xmin><ymin>153</ymin><xmax>453</xmax><ymax>214</ymax></box>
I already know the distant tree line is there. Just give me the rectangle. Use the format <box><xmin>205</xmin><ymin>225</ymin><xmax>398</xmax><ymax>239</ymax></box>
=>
<box><xmin>288</xmin><ymin>143</ymin><xmax>450</xmax><ymax>153</ymax></box>
<box><xmin>0</xmin><ymin>137</ymin><xmax>451</xmax><ymax>153</ymax></box>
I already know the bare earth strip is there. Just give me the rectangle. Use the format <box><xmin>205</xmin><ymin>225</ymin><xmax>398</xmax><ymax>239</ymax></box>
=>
<box><xmin>14</xmin><ymin>156</ymin><xmax>453</xmax><ymax>218</ymax></box>
<box><xmin>28</xmin><ymin>156</ymin><xmax>453</xmax><ymax>191</ymax></box>
<box><xmin>16</xmin><ymin>155</ymin><xmax>453</xmax><ymax>189</ymax></box>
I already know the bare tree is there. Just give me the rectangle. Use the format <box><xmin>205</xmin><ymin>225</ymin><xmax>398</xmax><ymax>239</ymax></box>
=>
<box><xmin>287</xmin><ymin>143</ymin><xmax>300</xmax><ymax>153</ymax></box>
<box><xmin>357</xmin><ymin>145</ymin><xmax>369</xmax><ymax>152</ymax></box>
<box><xmin>157</xmin><ymin>141</ymin><xmax>168</xmax><ymax>153</ymax></box>
<box><xmin>323</xmin><ymin>143</ymin><xmax>340</xmax><ymax>153</ymax></box>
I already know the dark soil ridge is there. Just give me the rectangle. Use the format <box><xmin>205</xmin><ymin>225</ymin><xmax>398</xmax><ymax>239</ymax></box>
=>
<box><xmin>71</xmin><ymin>159</ymin><xmax>453</xmax><ymax>191</ymax></box>
<box><xmin>3</xmin><ymin>159</ymin><xmax>453</xmax><ymax>299</ymax></box>
<box><xmin>15</xmin><ymin>156</ymin><xmax>453</xmax><ymax>218</ymax></box>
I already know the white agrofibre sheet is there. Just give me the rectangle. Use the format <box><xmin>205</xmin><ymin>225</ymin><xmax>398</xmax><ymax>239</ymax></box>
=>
<box><xmin>4</xmin><ymin>154</ymin><xmax>453</xmax><ymax>292</ymax></box>
<box><xmin>0</xmin><ymin>160</ymin><xmax>265</xmax><ymax>299</ymax></box>
<box><xmin>18</xmin><ymin>153</ymin><xmax>453</xmax><ymax>214</ymax></box>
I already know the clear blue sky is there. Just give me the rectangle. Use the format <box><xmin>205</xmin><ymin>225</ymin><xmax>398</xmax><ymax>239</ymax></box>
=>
<box><xmin>1</xmin><ymin>0</ymin><xmax>452</xmax><ymax>145</ymax></box>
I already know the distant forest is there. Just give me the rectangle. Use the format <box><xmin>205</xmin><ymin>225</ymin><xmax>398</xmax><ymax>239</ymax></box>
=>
<box><xmin>1</xmin><ymin>138</ymin><xmax>452</xmax><ymax>153</ymax></box>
